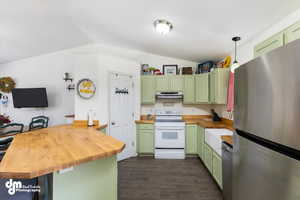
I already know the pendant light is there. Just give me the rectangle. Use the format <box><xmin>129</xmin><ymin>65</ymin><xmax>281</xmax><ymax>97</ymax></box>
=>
<box><xmin>231</xmin><ymin>36</ymin><xmax>241</xmax><ymax>73</ymax></box>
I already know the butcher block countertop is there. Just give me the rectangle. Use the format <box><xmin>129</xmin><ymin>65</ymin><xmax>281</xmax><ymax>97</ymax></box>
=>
<box><xmin>135</xmin><ymin>120</ymin><xmax>155</xmax><ymax>124</ymax></box>
<box><xmin>136</xmin><ymin>115</ymin><xmax>234</xmax><ymax>130</ymax></box>
<box><xmin>221</xmin><ymin>135</ymin><xmax>233</xmax><ymax>146</ymax></box>
<box><xmin>0</xmin><ymin>125</ymin><xmax>125</xmax><ymax>179</ymax></box>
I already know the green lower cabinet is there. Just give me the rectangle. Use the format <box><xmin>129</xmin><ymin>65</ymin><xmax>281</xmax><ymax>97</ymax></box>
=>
<box><xmin>197</xmin><ymin>126</ymin><xmax>205</xmax><ymax>160</ymax></box>
<box><xmin>212</xmin><ymin>151</ymin><xmax>223</xmax><ymax>188</ymax></box>
<box><xmin>136</xmin><ymin>124</ymin><xmax>154</xmax><ymax>154</ymax></box>
<box><xmin>185</xmin><ymin>125</ymin><xmax>198</xmax><ymax>154</ymax></box>
<box><xmin>204</xmin><ymin>143</ymin><xmax>213</xmax><ymax>173</ymax></box>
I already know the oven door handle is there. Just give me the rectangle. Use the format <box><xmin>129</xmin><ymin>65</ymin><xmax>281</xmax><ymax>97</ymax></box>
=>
<box><xmin>155</xmin><ymin>128</ymin><xmax>184</xmax><ymax>131</ymax></box>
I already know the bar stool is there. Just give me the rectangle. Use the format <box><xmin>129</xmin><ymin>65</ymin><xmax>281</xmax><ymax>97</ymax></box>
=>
<box><xmin>29</xmin><ymin>116</ymin><xmax>49</xmax><ymax>131</ymax></box>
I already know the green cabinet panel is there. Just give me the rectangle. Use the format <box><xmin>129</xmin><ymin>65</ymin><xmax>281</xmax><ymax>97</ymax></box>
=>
<box><xmin>169</xmin><ymin>75</ymin><xmax>183</xmax><ymax>91</ymax></box>
<box><xmin>99</xmin><ymin>128</ymin><xmax>107</xmax><ymax>134</ymax></box>
<box><xmin>195</xmin><ymin>74</ymin><xmax>209</xmax><ymax>103</ymax></box>
<box><xmin>183</xmin><ymin>76</ymin><xmax>195</xmax><ymax>104</ymax></box>
<box><xmin>210</xmin><ymin>68</ymin><xmax>230</xmax><ymax>104</ymax></box>
<box><xmin>137</xmin><ymin>123</ymin><xmax>154</xmax><ymax>130</ymax></box>
<box><xmin>285</xmin><ymin>21</ymin><xmax>300</xmax><ymax>44</ymax></box>
<box><xmin>137</xmin><ymin>129</ymin><xmax>154</xmax><ymax>154</ymax></box>
<box><xmin>53</xmin><ymin>156</ymin><xmax>117</xmax><ymax>200</ymax></box>
<box><xmin>186</xmin><ymin>125</ymin><xmax>198</xmax><ymax>154</ymax></box>
<box><xmin>212</xmin><ymin>151</ymin><xmax>223</xmax><ymax>188</ymax></box>
<box><xmin>254</xmin><ymin>32</ymin><xmax>284</xmax><ymax>57</ymax></box>
<box><xmin>137</xmin><ymin>124</ymin><xmax>154</xmax><ymax>154</ymax></box>
<box><xmin>197</xmin><ymin>126</ymin><xmax>205</xmax><ymax>160</ymax></box>
<box><xmin>210</xmin><ymin>71</ymin><xmax>216</xmax><ymax>104</ymax></box>
<box><xmin>156</xmin><ymin>76</ymin><xmax>169</xmax><ymax>91</ymax></box>
<box><xmin>141</xmin><ymin>76</ymin><xmax>156</xmax><ymax>104</ymax></box>
<box><xmin>204</xmin><ymin>143</ymin><xmax>213</xmax><ymax>173</ymax></box>
<box><xmin>156</xmin><ymin>75</ymin><xmax>183</xmax><ymax>92</ymax></box>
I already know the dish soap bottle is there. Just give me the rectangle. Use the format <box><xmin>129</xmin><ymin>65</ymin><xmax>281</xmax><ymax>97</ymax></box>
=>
<box><xmin>88</xmin><ymin>110</ymin><xmax>94</xmax><ymax>127</ymax></box>
<box><xmin>211</xmin><ymin>109</ymin><xmax>222</xmax><ymax>122</ymax></box>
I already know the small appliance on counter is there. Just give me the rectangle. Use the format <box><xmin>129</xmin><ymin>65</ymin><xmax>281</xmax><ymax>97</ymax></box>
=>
<box><xmin>211</xmin><ymin>109</ymin><xmax>222</xmax><ymax>122</ymax></box>
<box><xmin>87</xmin><ymin>110</ymin><xmax>94</xmax><ymax>127</ymax></box>
<box><xmin>154</xmin><ymin>109</ymin><xmax>185</xmax><ymax>159</ymax></box>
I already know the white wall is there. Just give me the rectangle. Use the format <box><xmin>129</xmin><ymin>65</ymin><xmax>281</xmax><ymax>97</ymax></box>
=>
<box><xmin>234</xmin><ymin>8</ymin><xmax>300</xmax><ymax>65</ymax></box>
<box><xmin>0</xmin><ymin>41</ymin><xmax>224</xmax><ymax>128</ymax></box>
<box><xmin>139</xmin><ymin>53</ymin><xmax>198</xmax><ymax>72</ymax></box>
<box><xmin>73</xmin><ymin>45</ymin><xmax>141</xmax><ymax>124</ymax></box>
<box><xmin>141</xmin><ymin>100</ymin><xmax>212</xmax><ymax>116</ymax></box>
<box><xmin>0</xmin><ymin>51</ymin><xmax>75</xmax><ymax>126</ymax></box>
<box><xmin>73</xmin><ymin>43</ymin><xmax>213</xmax><ymax>123</ymax></box>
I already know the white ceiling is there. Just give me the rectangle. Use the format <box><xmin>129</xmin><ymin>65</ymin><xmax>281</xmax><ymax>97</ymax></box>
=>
<box><xmin>1</xmin><ymin>0</ymin><xmax>300</xmax><ymax>64</ymax></box>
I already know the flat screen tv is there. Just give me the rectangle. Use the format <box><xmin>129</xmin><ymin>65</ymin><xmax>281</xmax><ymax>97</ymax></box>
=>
<box><xmin>12</xmin><ymin>88</ymin><xmax>48</xmax><ymax>108</ymax></box>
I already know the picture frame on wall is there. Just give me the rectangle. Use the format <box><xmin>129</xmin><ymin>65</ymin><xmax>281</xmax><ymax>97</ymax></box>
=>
<box><xmin>163</xmin><ymin>65</ymin><xmax>178</xmax><ymax>75</ymax></box>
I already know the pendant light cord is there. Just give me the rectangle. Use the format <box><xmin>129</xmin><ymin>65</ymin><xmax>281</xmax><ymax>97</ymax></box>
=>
<box><xmin>234</xmin><ymin>41</ymin><xmax>237</xmax><ymax>64</ymax></box>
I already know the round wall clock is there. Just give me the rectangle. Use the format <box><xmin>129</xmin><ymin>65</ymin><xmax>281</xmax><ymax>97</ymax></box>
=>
<box><xmin>76</xmin><ymin>79</ymin><xmax>96</xmax><ymax>99</ymax></box>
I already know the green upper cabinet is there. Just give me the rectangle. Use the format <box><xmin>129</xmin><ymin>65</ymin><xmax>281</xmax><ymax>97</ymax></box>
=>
<box><xmin>156</xmin><ymin>76</ymin><xmax>169</xmax><ymax>91</ymax></box>
<box><xmin>186</xmin><ymin>125</ymin><xmax>198</xmax><ymax>154</ymax></box>
<box><xmin>195</xmin><ymin>73</ymin><xmax>209</xmax><ymax>103</ymax></box>
<box><xmin>169</xmin><ymin>75</ymin><xmax>183</xmax><ymax>92</ymax></box>
<box><xmin>210</xmin><ymin>71</ymin><xmax>216</xmax><ymax>104</ymax></box>
<box><xmin>254</xmin><ymin>20</ymin><xmax>300</xmax><ymax>58</ymax></box>
<box><xmin>210</xmin><ymin>68</ymin><xmax>229</xmax><ymax>104</ymax></box>
<box><xmin>285</xmin><ymin>21</ymin><xmax>300</xmax><ymax>44</ymax></box>
<box><xmin>183</xmin><ymin>75</ymin><xmax>195</xmax><ymax>104</ymax></box>
<box><xmin>156</xmin><ymin>75</ymin><xmax>183</xmax><ymax>92</ymax></box>
<box><xmin>141</xmin><ymin>76</ymin><xmax>156</xmax><ymax>104</ymax></box>
<box><xmin>254</xmin><ymin>32</ymin><xmax>284</xmax><ymax>58</ymax></box>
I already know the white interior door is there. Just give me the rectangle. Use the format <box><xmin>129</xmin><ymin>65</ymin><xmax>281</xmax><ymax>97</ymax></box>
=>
<box><xmin>109</xmin><ymin>72</ymin><xmax>135</xmax><ymax>161</ymax></box>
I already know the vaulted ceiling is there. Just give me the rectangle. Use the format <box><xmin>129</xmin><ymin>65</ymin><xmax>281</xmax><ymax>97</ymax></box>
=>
<box><xmin>1</xmin><ymin>0</ymin><xmax>300</xmax><ymax>63</ymax></box>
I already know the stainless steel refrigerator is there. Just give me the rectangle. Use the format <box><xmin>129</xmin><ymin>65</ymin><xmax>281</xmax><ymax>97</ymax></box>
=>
<box><xmin>233</xmin><ymin>39</ymin><xmax>300</xmax><ymax>200</ymax></box>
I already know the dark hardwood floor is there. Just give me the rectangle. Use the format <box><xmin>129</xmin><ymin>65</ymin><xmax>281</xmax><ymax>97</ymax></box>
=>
<box><xmin>118</xmin><ymin>157</ymin><xmax>223</xmax><ymax>200</ymax></box>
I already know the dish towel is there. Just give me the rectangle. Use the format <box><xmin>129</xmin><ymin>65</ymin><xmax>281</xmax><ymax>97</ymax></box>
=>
<box><xmin>227</xmin><ymin>71</ymin><xmax>235</xmax><ymax>112</ymax></box>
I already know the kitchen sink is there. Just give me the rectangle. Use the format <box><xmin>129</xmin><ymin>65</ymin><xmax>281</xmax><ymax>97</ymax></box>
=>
<box><xmin>205</xmin><ymin>129</ymin><xmax>233</xmax><ymax>156</ymax></box>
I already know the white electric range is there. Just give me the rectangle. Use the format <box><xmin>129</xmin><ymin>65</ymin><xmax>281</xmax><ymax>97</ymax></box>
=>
<box><xmin>154</xmin><ymin>109</ymin><xmax>186</xmax><ymax>159</ymax></box>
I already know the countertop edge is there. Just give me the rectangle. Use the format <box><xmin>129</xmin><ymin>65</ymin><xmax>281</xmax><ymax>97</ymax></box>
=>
<box><xmin>0</xmin><ymin>125</ymin><xmax>125</xmax><ymax>179</ymax></box>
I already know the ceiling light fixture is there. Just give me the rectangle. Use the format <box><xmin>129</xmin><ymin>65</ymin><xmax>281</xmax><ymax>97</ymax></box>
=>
<box><xmin>154</xmin><ymin>19</ymin><xmax>173</xmax><ymax>35</ymax></box>
<box><xmin>231</xmin><ymin>36</ymin><xmax>241</xmax><ymax>73</ymax></box>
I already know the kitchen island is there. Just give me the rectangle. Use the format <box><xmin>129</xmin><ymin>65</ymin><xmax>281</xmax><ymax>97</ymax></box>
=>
<box><xmin>0</xmin><ymin>125</ymin><xmax>125</xmax><ymax>200</ymax></box>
